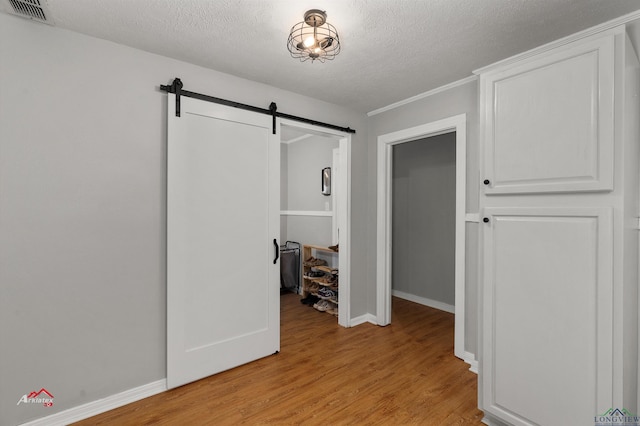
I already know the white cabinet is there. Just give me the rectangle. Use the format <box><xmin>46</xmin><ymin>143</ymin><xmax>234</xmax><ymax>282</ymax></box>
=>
<box><xmin>482</xmin><ymin>207</ymin><xmax>613</xmax><ymax>425</ymax></box>
<box><xmin>477</xmin><ymin>26</ymin><xmax>639</xmax><ymax>426</ymax></box>
<box><xmin>481</xmin><ymin>34</ymin><xmax>615</xmax><ymax>194</ymax></box>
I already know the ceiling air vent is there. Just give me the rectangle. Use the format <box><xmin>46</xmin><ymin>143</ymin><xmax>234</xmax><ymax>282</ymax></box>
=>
<box><xmin>4</xmin><ymin>0</ymin><xmax>53</xmax><ymax>25</ymax></box>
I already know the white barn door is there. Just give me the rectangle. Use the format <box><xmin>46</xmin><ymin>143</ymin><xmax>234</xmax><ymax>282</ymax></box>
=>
<box><xmin>167</xmin><ymin>94</ymin><xmax>280</xmax><ymax>389</ymax></box>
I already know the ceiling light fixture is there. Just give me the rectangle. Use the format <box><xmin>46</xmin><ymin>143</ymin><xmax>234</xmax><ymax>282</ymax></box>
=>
<box><xmin>287</xmin><ymin>9</ymin><xmax>341</xmax><ymax>63</ymax></box>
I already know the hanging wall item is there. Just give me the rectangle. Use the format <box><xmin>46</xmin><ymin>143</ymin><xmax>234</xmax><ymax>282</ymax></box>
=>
<box><xmin>322</xmin><ymin>167</ymin><xmax>331</xmax><ymax>195</ymax></box>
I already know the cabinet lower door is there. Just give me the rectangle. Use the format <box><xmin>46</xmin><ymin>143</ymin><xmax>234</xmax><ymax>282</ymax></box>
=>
<box><xmin>482</xmin><ymin>207</ymin><xmax>613</xmax><ymax>426</ymax></box>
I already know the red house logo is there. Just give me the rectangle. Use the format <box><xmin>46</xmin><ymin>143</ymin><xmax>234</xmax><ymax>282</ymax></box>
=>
<box><xmin>17</xmin><ymin>388</ymin><xmax>54</xmax><ymax>407</ymax></box>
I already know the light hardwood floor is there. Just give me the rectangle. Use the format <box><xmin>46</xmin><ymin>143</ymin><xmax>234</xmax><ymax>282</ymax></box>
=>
<box><xmin>73</xmin><ymin>293</ymin><xmax>483</xmax><ymax>425</ymax></box>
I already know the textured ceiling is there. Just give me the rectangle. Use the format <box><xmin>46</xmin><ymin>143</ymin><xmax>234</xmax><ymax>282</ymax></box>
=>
<box><xmin>3</xmin><ymin>0</ymin><xmax>640</xmax><ymax>112</ymax></box>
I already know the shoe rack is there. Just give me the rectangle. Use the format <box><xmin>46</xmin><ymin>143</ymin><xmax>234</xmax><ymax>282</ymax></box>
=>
<box><xmin>301</xmin><ymin>244</ymin><xmax>338</xmax><ymax>316</ymax></box>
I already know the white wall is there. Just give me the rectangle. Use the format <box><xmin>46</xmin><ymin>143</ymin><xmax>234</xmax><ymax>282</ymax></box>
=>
<box><xmin>0</xmin><ymin>13</ymin><xmax>367</xmax><ymax>425</ymax></box>
<box><xmin>392</xmin><ymin>133</ymin><xmax>456</xmax><ymax>306</ymax></box>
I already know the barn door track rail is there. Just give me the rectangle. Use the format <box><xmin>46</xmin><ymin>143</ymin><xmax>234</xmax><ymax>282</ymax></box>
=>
<box><xmin>160</xmin><ymin>78</ymin><xmax>356</xmax><ymax>135</ymax></box>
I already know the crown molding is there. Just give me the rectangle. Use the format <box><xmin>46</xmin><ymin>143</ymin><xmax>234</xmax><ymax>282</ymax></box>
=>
<box><xmin>367</xmin><ymin>75</ymin><xmax>477</xmax><ymax>117</ymax></box>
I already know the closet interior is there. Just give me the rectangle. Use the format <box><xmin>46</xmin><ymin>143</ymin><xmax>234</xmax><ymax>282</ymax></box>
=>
<box><xmin>280</xmin><ymin>126</ymin><xmax>340</xmax><ymax>320</ymax></box>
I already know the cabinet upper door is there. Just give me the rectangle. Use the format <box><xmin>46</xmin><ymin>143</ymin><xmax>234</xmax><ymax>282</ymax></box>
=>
<box><xmin>480</xmin><ymin>33</ymin><xmax>615</xmax><ymax>194</ymax></box>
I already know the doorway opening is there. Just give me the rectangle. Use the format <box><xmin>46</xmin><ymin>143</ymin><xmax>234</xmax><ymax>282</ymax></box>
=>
<box><xmin>392</xmin><ymin>132</ymin><xmax>456</xmax><ymax>312</ymax></box>
<box><xmin>376</xmin><ymin>114</ymin><xmax>467</xmax><ymax>360</ymax></box>
<box><xmin>279</xmin><ymin>120</ymin><xmax>351</xmax><ymax>328</ymax></box>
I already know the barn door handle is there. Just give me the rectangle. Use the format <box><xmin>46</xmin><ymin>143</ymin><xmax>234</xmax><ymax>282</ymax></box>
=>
<box><xmin>273</xmin><ymin>239</ymin><xmax>279</xmax><ymax>264</ymax></box>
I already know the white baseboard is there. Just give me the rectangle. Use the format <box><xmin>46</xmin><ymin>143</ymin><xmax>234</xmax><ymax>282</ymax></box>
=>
<box><xmin>350</xmin><ymin>313</ymin><xmax>377</xmax><ymax>327</ymax></box>
<box><xmin>481</xmin><ymin>413</ymin><xmax>510</xmax><ymax>426</ymax></box>
<box><xmin>392</xmin><ymin>289</ymin><xmax>455</xmax><ymax>314</ymax></box>
<box><xmin>463</xmin><ymin>351</ymin><xmax>478</xmax><ymax>374</ymax></box>
<box><xmin>20</xmin><ymin>379</ymin><xmax>167</xmax><ymax>426</ymax></box>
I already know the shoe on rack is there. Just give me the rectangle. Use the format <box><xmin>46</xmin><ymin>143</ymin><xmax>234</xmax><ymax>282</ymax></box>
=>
<box><xmin>313</xmin><ymin>300</ymin><xmax>332</xmax><ymax>312</ymax></box>
<box><xmin>304</xmin><ymin>295</ymin><xmax>319</xmax><ymax>306</ymax></box>
<box><xmin>328</xmin><ymin>244</ymin><xmax>339</xmax><ymax>252</ymax></box>
<box><xmin>301</xmin><ymin>294</ymin><xmax>317</xmax><ymax>304</ymax></box>
<box><xmin>312</xmin><ymin>276</ymin><xmax>330</xmax><ymax>285</ymax></box>
<box><xmin>304</xmin><ymin>257</ymin><xmax>328</xmax><ymax>267</ymax></box>
<box><xmin>318</xmin><ymin>287</ymin><xmax>337</xmax><ymax>301</ymax></box>
<box><xmin>304</xmin><ymin>270</ymin><xmax>325</xmax><ymax>278</ymax></box>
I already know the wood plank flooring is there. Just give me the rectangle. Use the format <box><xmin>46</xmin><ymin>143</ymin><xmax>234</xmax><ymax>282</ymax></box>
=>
<box><xmin>73</xmin><ymin>294</ymin><xmax>484</xmax><ymax>425</ymax></box>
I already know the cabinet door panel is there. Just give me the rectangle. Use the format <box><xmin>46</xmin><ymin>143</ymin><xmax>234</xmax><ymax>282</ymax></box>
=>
<box><xmin>483</xmin><ymin>35</ymin><xmax>614</xmax><ymax>194</ymax></box>
<box><xmin>482</xmin><ymin>208</ymin><xmax>612</xmax><ymax>426</ymax></box>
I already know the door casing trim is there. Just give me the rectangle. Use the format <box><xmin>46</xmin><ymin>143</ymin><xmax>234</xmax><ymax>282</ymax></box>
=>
<box><xmin>376</xmin><ymin>113</ymin><xmax>467</xmax><ymax>359</ymax></box>
<box><xmin>280</xmin><ymin>119</ymin><xmax>352</xmax><ymax>328</ymax></box>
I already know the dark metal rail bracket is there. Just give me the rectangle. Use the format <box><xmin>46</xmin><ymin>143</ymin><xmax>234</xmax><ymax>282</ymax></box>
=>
<box><xmin>160</xmin><ymin>78</ymin><xmax>356</xmax><ymax>135</ymax></box>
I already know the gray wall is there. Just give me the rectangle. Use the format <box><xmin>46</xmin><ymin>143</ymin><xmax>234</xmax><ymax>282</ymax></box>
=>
<box><xmin>392</xmin><ymin>133</ymin><xmax>456</xmax><ymax>306</ymax></box>
<box><xmin>367</xmin><ymin>79</ymin><xmax>480</xmax><ymax>356</ymax></box>
<box><xmin>284</xmin><ymin>136</ymin><xmax>338</xmax><ymax>212</ymax></box>
<box><xmin>0</xmin><ymin>13</ymin><xmax>367</xmax><ymax>425</ymax></box>
<box><xmin>283</xmin><ymin>216</ymin><xmax>334</xmax><ymax>248</ymax></box>
<box><xmin>281</xmin><ymin>136</ymin><xmax>338</xmax><ymax>248</ymax></box>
